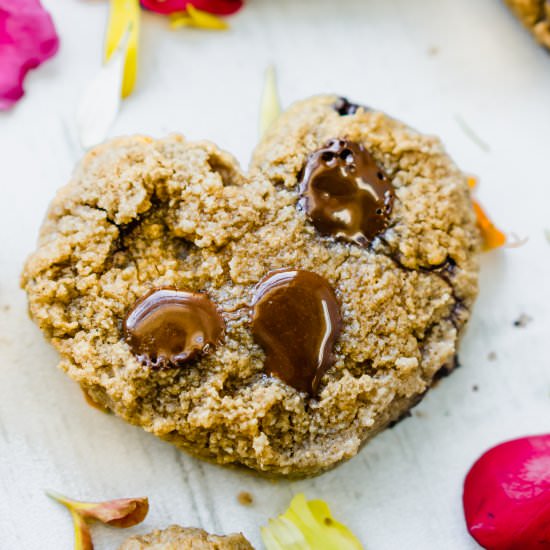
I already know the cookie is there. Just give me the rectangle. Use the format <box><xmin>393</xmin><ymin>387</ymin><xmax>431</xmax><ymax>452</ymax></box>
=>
<box><xmin>118</xmin><ymin>525</ymin><xmax>253</xmax><ymax>550</ymax></box>
<box><xmin>505</xmin><ymin>0</ymin><xmax>550</xmax><ymax>49</ymax></box>
<box><xmin>21</xmin><ymin>95</ymin><xmax>480</xmax><ymax>476</ymax></box>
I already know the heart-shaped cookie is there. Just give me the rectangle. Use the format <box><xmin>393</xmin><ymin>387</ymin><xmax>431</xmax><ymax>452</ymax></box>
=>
<box><xmin>22</xmin><ymin>95</ymin><xmax>480</xmax><ymax>476</ymax></box>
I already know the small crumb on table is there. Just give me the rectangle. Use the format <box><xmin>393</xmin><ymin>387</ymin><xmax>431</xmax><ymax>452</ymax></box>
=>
<box><xmin>513</xmin><ymin>314</ymin><xmax>532</xmax><ymax>328</ymax></box>
<box><xmin>488</xmin><ymin>351</ymin><xmax>497</xmax><ymax>361</ymax></box>
<box><xmin>237</xmin><ymin>491</ymin><xmax>253</xmax><ymax>506</ymax></box>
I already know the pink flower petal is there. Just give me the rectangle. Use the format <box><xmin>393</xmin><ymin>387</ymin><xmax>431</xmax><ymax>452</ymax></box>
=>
<box><xmin>0</xmin><ymin>0</ymin><xmax>59</xmax><ymax>110</ymax></box>
<box><xmin>463</xmin><ymin>434</ymin><xmax>550</xmax><ymax>550</ymax></box>
<box><xmin>140</xmin><ymin>0</ymin><xmax>243</xmax><ymax>16</ymax></box>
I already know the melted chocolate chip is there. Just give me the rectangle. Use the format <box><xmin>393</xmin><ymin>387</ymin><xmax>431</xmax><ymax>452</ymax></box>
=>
<box><xmin>251</xmin><ymin>269</ymin><xmax>342</xmax><ymax>395</ymax></box>
<box><xmin>124</xmin><ymin>288</ymin><xmax>224</xmax><ymax>368</ymax></box>
<box><xmin>333</xmin><ymin>97</ymin><xmax>366</xmax><ymax>116</ymax></box>
<box><xmin>299</xmin><ymin>139</ymin><xmax>395</xmax><ymax>246</ymax></box>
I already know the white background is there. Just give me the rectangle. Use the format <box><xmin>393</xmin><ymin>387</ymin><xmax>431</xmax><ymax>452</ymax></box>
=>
<box><xmin>1</xmin><ymin>0</ymin><xmax>549</xmax><ymax>548</ymax></box>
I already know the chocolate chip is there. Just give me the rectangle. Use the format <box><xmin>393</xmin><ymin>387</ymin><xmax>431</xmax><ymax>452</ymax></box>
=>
<box><xmin>299</xmin><ymin>139</ymin><xmax>395</xmax><ymax>246</ymax></box>
<box><xmin>123</xmin><ymin>288</ymin><xmax>224</xmax><ymax>368</ymax></box>
<box><xmin>251</xmin><ymin>269</ymin><xmax>342</xmax><ymax>396</ymax></box>
<box><xmin>332</xmin><ymin>97</ymin><xmax>366</xmax><ymax>116</ymax></box>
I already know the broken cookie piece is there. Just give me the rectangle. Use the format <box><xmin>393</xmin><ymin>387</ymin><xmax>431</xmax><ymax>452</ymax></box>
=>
<box><xmin>505</xmin><ymin>0</ymin><xmax>550</xmax><ymax>49</ymax></box>
<box><xmin>119</xmin><ymin>525</ymin><xmax>253</xmax><ymax>550</ymax></box>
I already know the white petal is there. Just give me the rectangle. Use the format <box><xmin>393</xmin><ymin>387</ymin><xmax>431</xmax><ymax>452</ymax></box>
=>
<box><xmin>76</xmin><ymin>29</ymin><xmax>130</xmax><ymax>150</ymax></box>
<box><xmin>259</xmin><ymin>65</ymin><xmax>282</xmax><ymax>137</ymax></box>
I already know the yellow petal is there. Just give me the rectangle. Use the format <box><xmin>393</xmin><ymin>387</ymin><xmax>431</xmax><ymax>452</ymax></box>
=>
<box><xmin>169</xmin><ymin>13</ymin><xmax>193</xmax><ymax>29</ymax></box>
<box><xmin>71</xmin><ymin>510</ymin><xmax>93</xmax><ymax>550</ymax></box>
<box><xmin>104</xmin><ymin>0</ymin><xmax>140</xmax><ymax>98</ymax></box>
<box><xmin>259</xmin><ymin>65</ymin><xmax>281</xmax><ymax>137</ymax></box>
<box><xmin>170</xmin><ymin>6</ymin><xmax>229</xmax><ymax>30</ymax></box>
<box><xmin>261</xmin><ymin>494</ymin><xmax>363</xmax><ymax>550</ymax></box>
<box><xmin>47</xmin><ymin>492</ymin><xmax>93</xmax><ymax>550</ymax></box>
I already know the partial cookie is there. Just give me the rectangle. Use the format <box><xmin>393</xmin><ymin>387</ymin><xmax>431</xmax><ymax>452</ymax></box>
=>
<box><xmin>22</xmin><ymin>96</ymin><xmax>480</xmax><ymax>476</ymax></box>
<box><xmin>504</xmin><ymin>0</ymin><xmax>550</xmax><ymax>49</ymax></box>
<box><xmin>119</xmin><ymin>525</ymin><xmax>253</xmax><ymax>550</ymax></box>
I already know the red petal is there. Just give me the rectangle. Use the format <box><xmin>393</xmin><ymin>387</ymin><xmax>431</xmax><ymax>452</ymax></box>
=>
<box><xmin>0</xmin><ymin>0</ymin><xmax>59</xmax><ymax>110</ymax></box>
<box><xmin>463</xmin><ymin>435</ymin><xmax>550</xmax><ymax>550</ymax></box>
<box><xmin>140</xmin><ymin>0</ymin><xmax>243</xmax><ymax>16</ymax></box>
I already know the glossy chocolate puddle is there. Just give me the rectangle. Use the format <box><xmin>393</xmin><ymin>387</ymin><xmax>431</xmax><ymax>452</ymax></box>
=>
<box><xmin>250</xmin><ymin>269</ymin><xmax>342</xmax><ymax>395</ymax></box>
<box><xmin>299</xmin><ymin>138</ymin><xmax>395</xmax><ymax>246</ymax></box>
<box><xmin>124</xmin><ymin>287</ymin><xmax>225</xmax><ymax>368</ymax></box>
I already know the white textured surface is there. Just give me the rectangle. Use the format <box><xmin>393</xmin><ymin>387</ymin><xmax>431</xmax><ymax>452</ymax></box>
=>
<box><xmin>1</xmin><ymin>0</ymin><xmax>549</xmax><ymax>548</ymax></box>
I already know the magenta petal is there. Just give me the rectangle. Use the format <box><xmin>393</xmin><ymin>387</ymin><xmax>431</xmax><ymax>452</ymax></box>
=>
<box><xmin>463</xmin><ymin>434</ymin><xmax>550</xmax><ymax>550</ymax></box>
<box><xmin>140</xmin><ymin>0</ymin><xmax>243</xmax><ymax>16</ymax></box>
<box><xmin>0</xmin><ymin>0</ymin><xmax>59</xmax><ymax>110</ymax></box>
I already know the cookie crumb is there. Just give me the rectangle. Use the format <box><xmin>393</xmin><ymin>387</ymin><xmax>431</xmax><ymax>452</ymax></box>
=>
<box><xmin>82</xmin><ymin>387</ymin><xmax>111</xmax><ymax>414</ymax></box>
<box><xmin>1</xmin><ymin>304</ymin><xmax>10</xmax><ymax>312</ymax></box>
<box><xmin>237</xmin><ymin>491</ymin><xmax>254</xmax><ymax>506</ymax></box>
<box><xmin>488</xmin><ymin>351</ymin><xmax>497</xmax><ymax>361</ymax></box>
<box><xmin>513</xmin><ymin>314</ymin><xmax>532</xmax><ymax>328</ymax></box>
<box><xmin>427</xmin><ymin>45</ymin><xmax>439</xmax><ymax>56</ymax></box>
<box><xmin>472</xmin><ymin>385</ymin><xmax>479</xmax><ymax>392</ymax></box>
<box><xmin>414</xmin><ymin>410</ymin><xmax>426</xmax><ymax>418</ymax></box>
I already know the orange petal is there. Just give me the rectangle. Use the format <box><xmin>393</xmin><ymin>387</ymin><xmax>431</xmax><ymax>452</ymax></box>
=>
<box><xmin>472</xmin><ymin>200</ymin><xmax>506</xmax><ymax>251</ymax></box>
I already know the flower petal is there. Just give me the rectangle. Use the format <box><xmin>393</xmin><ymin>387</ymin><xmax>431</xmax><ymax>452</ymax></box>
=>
<box><xmin>259</xmin><ymin>65</ymin><xmax>281</xmax><ymax>136</ymax></box>
<box><xmin>104</xmin><ymin>0</ymin><xmax>140</xmax><ymax>98</ymax></box>
<box><xmin>467</xmin><ymin>177</ymin><xmax>506</xmax><ymax>251</ymax></box>
<box><xmin>140</xmin><ymin>0</ymin><xmax>243</xmax><ymax>16</ymax></box>
<box><xmin>467</xmin><ymin>176</ymin><xmax>477</xmax><ymax>189</ymax></box>
<box><xmin>472</xmin><ymin>200</ymin><xmax>506</xmax><ymax>251</ymax></box>
<box><xmin>47</xmin><ymin>491</ymin><xmax>149</xmax><ymax>528</ymax></box>
<box><xmin>70</xmin><ymin>510</ymin><xmax>94</xmax><ymax>550</ymax></box>
<box><xmin>76</xmin><ymin>28</ymin><xmax>129</xmax><ymax>149</ymax></box>
<box><xmin>79</xmin><ymin>498</ymin><xmax>149</xmax><ymax>528</ymax></box>
<box><xmin>463</xmin><ymin>435</ymin><xmax>550</xmax><ymax>550</ymax></box>
<box><xmin>170</xmin><ymin>6</ymin><xmax>229</xmax><ymax>30</ymax></box>
<box><xmin>48</xmin><ymin>491</ymin><xmax>148</xmax><ymax>550</ymax></box>
<box><xmin>261</xmin><ymin>494</ymin><xmax>363</xmax><ymax>550</ymax></box>
<box><xmin>0</xmin><ymin>0</ymin><xmax>59</xmax><ymax>110</ymax></box>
